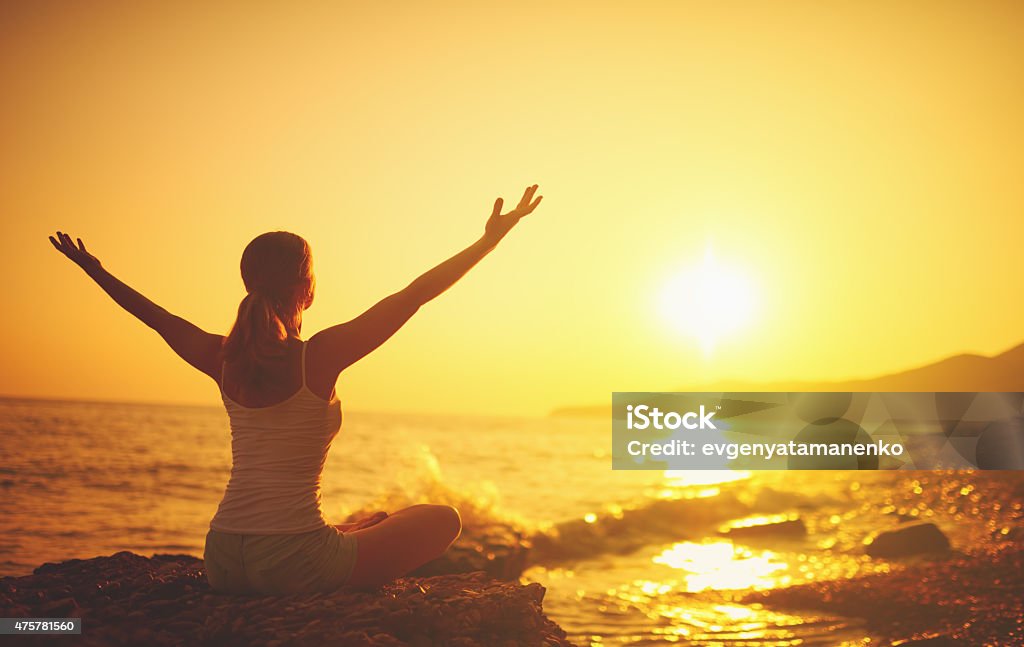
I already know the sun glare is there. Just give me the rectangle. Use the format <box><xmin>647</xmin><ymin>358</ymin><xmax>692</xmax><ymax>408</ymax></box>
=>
<box><xmin>652</xmin><ymin>540</ymin><xmax>791</xmax><ymax>592</ymax></box>
<box><xmin>659</xmin><ymin>246</ymin><xmax>756</xmax><ymax>354</ymax></box>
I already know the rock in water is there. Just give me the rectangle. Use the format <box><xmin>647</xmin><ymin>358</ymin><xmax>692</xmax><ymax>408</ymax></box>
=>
<box><xmin>0</xmin><ymin>552</ymin><xmax>574</xmax><ymax>646</ymax></box>
<box><xmin>864</xmin><ymin>521</ymin><xmax>951</xmax><ymax>558</ymax></box>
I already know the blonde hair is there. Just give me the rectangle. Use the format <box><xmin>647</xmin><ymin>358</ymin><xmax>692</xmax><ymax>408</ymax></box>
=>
<box><xmin>223</xmin><ymin>231</ymin><xmax>315</xmax><ymax>392</ymax></box>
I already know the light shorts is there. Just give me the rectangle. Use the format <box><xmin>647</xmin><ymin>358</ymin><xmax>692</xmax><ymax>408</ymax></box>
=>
<box><xmin>203</xmin><ymin>524</ymin><xmax>359</xmax><ymax>595</ymax></box>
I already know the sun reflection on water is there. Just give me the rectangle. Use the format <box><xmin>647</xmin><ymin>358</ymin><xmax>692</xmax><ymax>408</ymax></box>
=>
<box><xmin>663</xmin><ymin>470</ymin><xmax>750</xmax><ymax>487</ymax></box>
<box><xmin>645</xmin><ymin>470</ymin><xmax>752</xmax><ymax>502</ymax></box>
<box><xmin>652</xmin><ymin>540</ymin><xmax>792</xmax><ymax>592</ymax></box>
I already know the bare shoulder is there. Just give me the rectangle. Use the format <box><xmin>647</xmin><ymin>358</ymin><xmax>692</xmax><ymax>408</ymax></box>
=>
<box><xmin>157</xmin><ymin>313</ymin><xmax>227</xmax><ymax>384</ymax></box>
<box><xmin>307</xmin><ymin>326</ymin><xmax>340</xmax><ymax>354</ymax></box>
<box><xmin>305</xmin><ymin>331</ymin><xmax>343</xmax><ymax>399</ymax></box>
<box><xmin>200</xmin><ymin>333</ymin><xmax>228</xmax><ymax>382</ymax></box>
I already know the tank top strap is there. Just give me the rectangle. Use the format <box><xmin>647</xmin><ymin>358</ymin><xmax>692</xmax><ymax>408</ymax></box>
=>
<box><xmin>300</xmin><ymin>339</ymin><xmax>308</xmax><ymax>388</ymax></box>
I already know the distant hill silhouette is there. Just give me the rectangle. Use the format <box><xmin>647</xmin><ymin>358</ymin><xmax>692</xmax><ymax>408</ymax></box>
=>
<box><xmin>550</xmin><ymin>342</ymin><xmax>1024</xmax><ymax>418</ymax></box>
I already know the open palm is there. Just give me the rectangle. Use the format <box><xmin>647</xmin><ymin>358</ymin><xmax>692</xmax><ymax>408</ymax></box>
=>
<box><xmin>49</xmin><ymin>231</ymin><xmax>101</xmax><ymax>273</ymax></box>
<box><xmin>484</xmin><ymin>184</ymin><xmax>543</xmax><ymax>243</ymax></box>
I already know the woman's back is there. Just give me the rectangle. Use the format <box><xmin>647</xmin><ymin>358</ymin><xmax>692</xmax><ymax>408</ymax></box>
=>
<box><xmin>210</xmin><ymin>339</ymin><xmax>343</xmax><ymax>535</ymax></box>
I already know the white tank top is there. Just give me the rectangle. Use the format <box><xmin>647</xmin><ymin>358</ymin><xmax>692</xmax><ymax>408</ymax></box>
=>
<box><xmin>210</xmin><ymin>340</ymin><xmax>343</xmax><ymax>534</ymax></box>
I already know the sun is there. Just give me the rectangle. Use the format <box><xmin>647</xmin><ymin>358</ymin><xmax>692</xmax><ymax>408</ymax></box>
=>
<box><xmin>659</xmin><ymin>246</ymin><xmax>757</xmax><ymax>354</ymax></box>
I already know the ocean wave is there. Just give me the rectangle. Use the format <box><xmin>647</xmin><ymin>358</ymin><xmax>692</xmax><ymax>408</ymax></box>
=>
<box><xmin>345</xmin><ymin>443</ymin><xmax>529</xmax><ymax>532</ymax></box>
<box><xmin>342</xmin><ymin>445</ymin><xmax>830</xmax><ymax>567</ymax></box>
<box><xmin>529</xmin><ymin>491</ymin><xmax>755</xmax><ymax>564</ymax></box>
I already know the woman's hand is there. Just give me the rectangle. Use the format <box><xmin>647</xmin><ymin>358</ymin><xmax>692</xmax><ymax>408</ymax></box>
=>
<box><xmin>335</xmin><ymin>511</ymin><xmax>389</xmax><ymax>533</ymax></box>
<box><xmin>483</xmin><ymin>184</ymin><xmax>543</xmax><ymax>245</ymax></box>
<box><xmin>49</xmin><ymin>231</ymin><xmax>101</xmax><ymax>274</ymax></box>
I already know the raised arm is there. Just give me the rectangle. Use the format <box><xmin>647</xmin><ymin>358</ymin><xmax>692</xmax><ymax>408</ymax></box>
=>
<box><xmin>310</xmin><ymin>184</ymin><xmax>544</xmax><ymax>374</ymax></box>
<box><xmin>48</xmin><ymin>232</ymin><xmax>224</xmax><ymax>382</ymax></box>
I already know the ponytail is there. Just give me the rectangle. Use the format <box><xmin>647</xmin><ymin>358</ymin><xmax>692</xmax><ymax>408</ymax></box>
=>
<box><xmin>223</xmin><ymin>291</ymin><xmax>289</xmax><ymax>390</ymax></box>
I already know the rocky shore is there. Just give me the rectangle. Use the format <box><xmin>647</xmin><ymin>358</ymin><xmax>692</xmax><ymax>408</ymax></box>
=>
<box><xmin>0</xmin><ymin>551</ymin><xmax>574</xmax><ymax>646</ymax></box>
<box><xmin>744</xmin><ymin>543</ymin><xmax>1024</xmax><ymax>645</ymax></box>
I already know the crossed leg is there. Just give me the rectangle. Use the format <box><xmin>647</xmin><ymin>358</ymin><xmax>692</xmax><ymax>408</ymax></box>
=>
<box><xmin>345</xmin><ymin>504</ymin><xmax>462</xmax><ymax>588</ymax></box>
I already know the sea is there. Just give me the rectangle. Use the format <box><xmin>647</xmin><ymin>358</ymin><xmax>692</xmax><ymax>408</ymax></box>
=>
<box><xmin>2</xmin><ymin>396</ymin><xmax>1022</xmax><ymax>645</ymax></box>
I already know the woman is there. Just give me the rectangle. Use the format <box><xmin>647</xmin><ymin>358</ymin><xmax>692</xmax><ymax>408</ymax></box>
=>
<box><xmin>48</xmin><ymin>183</ymin><xmax>544</xmax><ymax>593</ymax></box>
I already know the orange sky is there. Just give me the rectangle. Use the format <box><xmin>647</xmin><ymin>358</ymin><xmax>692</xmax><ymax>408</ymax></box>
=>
<box><xmin>2</xmin><ymin>2</ymin><xmax>1022</xmax><ymax>416</ymax></box>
